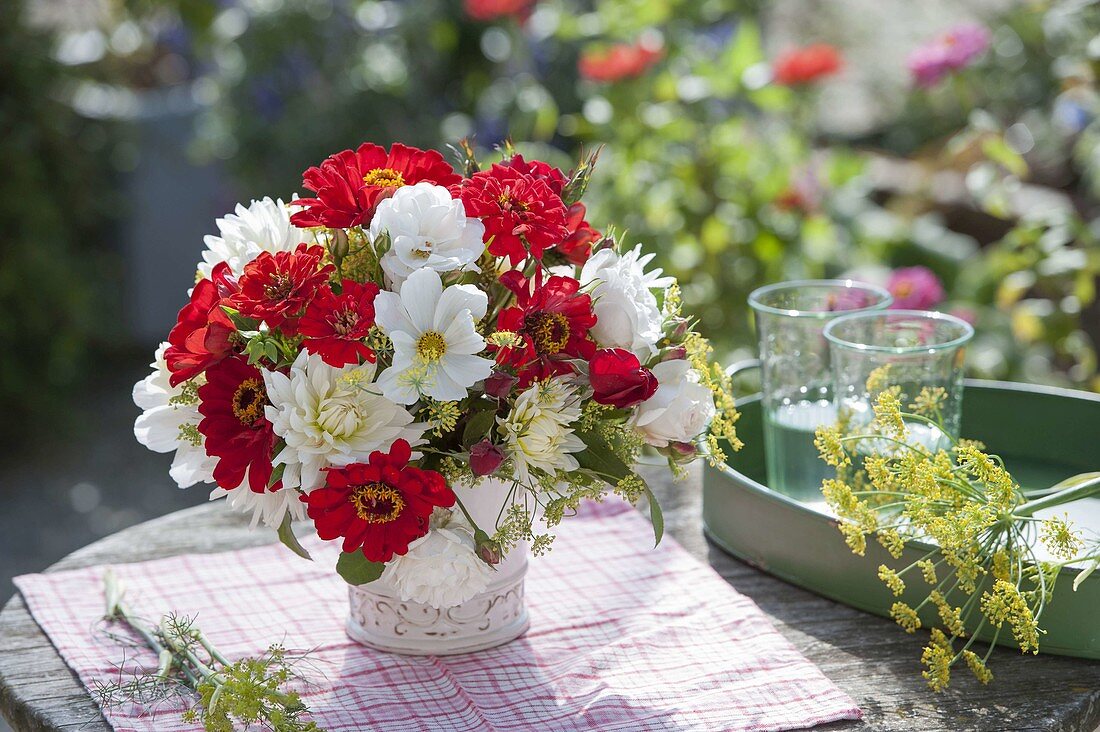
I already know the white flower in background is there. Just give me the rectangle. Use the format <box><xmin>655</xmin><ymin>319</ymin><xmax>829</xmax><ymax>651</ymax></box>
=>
<box><xmin>380</xmin><ymin>507</ymin><xmax>493</xmax><ymax>608</ymax></box>
<box><xmin>633</xmin><ymin>360</ymin><xmax>715</xmax><ymax>447</ymax></box>
<box><xmin>370</xmin><ymin>183</ymin><xmax>485</xmax><ymax>289</ymax></box>
<box><xmin>208</xmin><ymin>485</ymin><xmax>307</xmax><ymax>529</ymax></box>
<box><xmin>579</xmin><ymin>244</ymin><xmax>675</xmax><ymax>358</ymax></box>
<box><xmin>374</xmin><ymin>268</ymin><xmax>494</xmax><ymax>404</ymax></box>
<box><xmin>498</xmin><ymin>377</ymin><xmax>584</xmax><ymax>485</ymax></box>
<box><xmin>262</xmin><ymin>352</ymin><xmax>426</xmax><ymax>494</ymax></box>
<box><xmin>132</xmin><ymin>343</ymin><xmax>216</xmax><ymax>489</ymax></box>
<box><xmin>198</xmin><ymin>197</ymin><xmax>308</xmax><ymax>278</ymax></box>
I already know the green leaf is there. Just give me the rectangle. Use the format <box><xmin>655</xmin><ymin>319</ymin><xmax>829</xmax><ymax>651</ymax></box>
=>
<box><xmin>267</xmin><ymin>461</ymin><xmax>286</xmax><ymax>489</ymax></box>
<box><xmin>574</xmin><ymin>429</ymin><xmax>632</xmax><ymax>483</ymax></box>
<box><xmin>462</xmin><ymin>405</ymin><xmax>499</xmax><ymax>448</ymax></box>
<box><xmin>221</xmin><ymin>306</ymin><xmax>259</xmax><ymax>332</ymax></box>
<box><xmin>981</xmin><ymin>136</ymin><xmax>1028</xmax><ymax>178</ymax></box>
<box><xmin>642</xmin><ymin>481</ymin><xmax>665</xmax><ymax>547</ymax></box>
<box><xmin>336</xmin><ymin>551</ymin><xmax>385</xmax><ymax>585</ymax></box>
<box><xmin>276</xmin><ymin>513</ymin><xmax>313</xmax><ymax>561</ymax></box>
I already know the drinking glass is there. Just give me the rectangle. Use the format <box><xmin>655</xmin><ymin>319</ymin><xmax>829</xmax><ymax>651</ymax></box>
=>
<box><xmin>824</xmin><ymin>310</ymin><xmax>974</xmax><ymax>452</ymax></box>
<box><xmin>746</xmin><ymin>280</ymin><xmax>893</xmax><ymax>503</ymax></box>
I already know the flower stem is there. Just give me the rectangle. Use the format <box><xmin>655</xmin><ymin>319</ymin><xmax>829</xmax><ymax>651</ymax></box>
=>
<box><xmin>1015</xmin><ymin>473</ymin><xmax>1100</xmax><ymax>517</ymax></box>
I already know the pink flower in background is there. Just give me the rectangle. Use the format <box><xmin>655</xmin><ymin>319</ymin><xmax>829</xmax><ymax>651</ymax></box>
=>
<box><xmin>907</xmin><ymin>23</ymin><xmax>990</xmax><ymax>88</ymax></box>
<box><xmin>887</xmin><ymin>266</ymin><xmax>946</xmax><ymax>310</ymax></box>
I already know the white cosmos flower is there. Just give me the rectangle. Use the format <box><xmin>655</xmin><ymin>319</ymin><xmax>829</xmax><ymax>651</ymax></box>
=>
<box><xmin>208</xmin><ymin>484</ymin><xmax>307</xmax><ymax>529</ymax></box>
<box><xmin>374</xmin><ymin>268</ymin><xmax>494</xmax><ymax>405</ymax></box>
<box><xmin>262</xmin><ymin>352</ymin><xmax>426</xmax><ymax>494</ymax></box>
<box><xmin>498</xmin><ymin>377</ymin><xmax>584</xmax><ymax>486</ymax></box>
<box><xmin>579</xmin><ymin>244</ymin><xmax>675</xmax><ymax>358</ymax></box>
<box><xmin>633</xmin><ymin>360</ymin><xmax>715</xmax><ymax>448</ymax></box>
<box><xmin>370</xmin><ymin>183</ymin><xmax>485</xmax><ymax>290</ymax></box>
<box><xmin>380</xmin><ymin>508</ymin><xmax>493</xmax><ymax>609</ymax></box>
<box><xmin>133</xmin><ymin>343</ymin><xmax>216</xmax><ymax>489</ymax></box>
<box><xmin>198</xmin><ymin>197</ymin><xmax>308</xmax><ymax>278</ymax></box>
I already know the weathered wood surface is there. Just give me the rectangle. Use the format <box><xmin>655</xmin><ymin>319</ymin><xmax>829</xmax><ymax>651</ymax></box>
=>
<box><xmin>2</xmin><ymin>465</ymin><xmax>1099</xmax><ymax>731</ymax></box>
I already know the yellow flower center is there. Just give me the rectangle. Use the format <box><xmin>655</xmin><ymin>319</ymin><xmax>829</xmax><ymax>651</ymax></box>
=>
<box><xmin>231</xmin><ymin>378</ymin><xmax>265</xmax><ymax>425</ymax></box>
<box><xmin>350</xmin><ymin>483</ymin><xmax>406</xmax><ymax>524</ymax></box>
<box><xmin>415</xmin><ymin>331</ymin><xmax>448</xmax><ymax>362</ymax></box>
<box><xmin>363</xmin><ymin>167</ymin><xmax>405</xmax><ymax>188</ymax></box>
<box><xmin>894</xmin><ymin>281</ymin><xmax>913</xmax><ymax>298</ymax></box>
<box><xmin>497</xmin><ymin>190</ymin><xmax>530</xmax><ymax>213</ymax></box>
<box><xmin>526</xmin><ymin>311</ymin><xmax>571</xmax><ymax>355</ymax></box>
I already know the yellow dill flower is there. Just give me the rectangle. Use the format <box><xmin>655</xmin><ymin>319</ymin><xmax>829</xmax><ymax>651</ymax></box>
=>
<box><xmin>963</xmin><ymin>650</ymin><xmax>993</xmax><ymax>684</ymax></box>
<box><xmin>863</xmin><ymin>456</ymin><xmax>894</xmax><ymax>491</ymax></box>
<box><xmin>872</xmin><ymin>389</ymin><xmax>906</xmax><ymax>437</ymax></box>
<box><xmin>930</xmin><ymin>590</ymin><xmax>966</xmax><ymax>637</ymax></box>
<box><xmin>877</xmin><ymin>529</ymin><xmax>906</xmax><ymax>559</ymax></box>
<box><xmin>921</xmin><ymin>641</ymin><xmax>952</xmax><ymax>692</ymax></box>
<box><xmin>909</xmin><ymin>386</ymin><xmax>947</xmax><ymax>417</ymax></box>
<box><xmin>955</xmin><ymin>445</ymin><xmax>1017</xmax><ymax>508</ymax></box>
<box><xmin>878</xmin><ymin>565</ymin><xmax>906</xmax><ymax>596</ymax></box>
<box><xmin>981</xmin><ymin>580</ymin><xmax>1040</xmax><ymax>654</ymax></box>
<box><xmin>991</xmin><ymin>551</ymin><xmax>1012</xmax><ymax>582</ymax></box>
<box><xmin>890</xmin><ymin>602</ymin><xmax>921</xmax><ymax>633</ymax></box>
<box><xmin>864</xmin><ymin>364</ymin><xmax>892</xmax><ymax>393</ymax></box>
<box><xmin>814</xmin><ymin>425</ymin><xmax>851</xmax><ymax>467</ymax></box>
<box><xmin>422</xmin><ymin>400</ymin><xmax>462</xmax><ymax>438</ymax></box>
<box><xmin>917</xmin><ymin>559</ymin><xmax>938</xmax><ymax>585</ymax></box>
<box><xmin>821</xmin><ymin>478</ymin><xmax>858</xmax><ymax>516</ymax></box>
<box><xmin>1040</xmin><ymin>514</ymin><xmax>1084</xmax><ymax>561</ymax></box>
<box><xmin>614</xmin><ymin>473</ymin><xmax>647</xmax><ymax>504</ymax></box>
<box><xmin>839</xmin><ymin>520</ymin><xmax>868</xmax><ymax>556</ymax></box>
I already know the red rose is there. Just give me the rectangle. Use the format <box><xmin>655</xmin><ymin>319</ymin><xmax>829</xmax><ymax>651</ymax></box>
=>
<box><xmin>305</xmin><ymin>439</ymin><xmax>455</xmax><ymax>562</ymax></box>
<box><xmin>230</xmin><ymin>244</ymin><xmax>333</xmax><ymax>334</ymax></box>
<box><xmin>298</xmin><ymin>279</ymin><xmax>380</xmax><ymax>367</ymax></box>
<box><xmin>469</xmin><ymin>439</ymin><xmax>506</xmax><ymax>477</ymax></box>
<box><xmin>589</xmin><ymin>348</ymin><xmax>658</xmax><ymax>409</ymax></box>
<box><xmin>292</xmin><ymin>143</ymin><xmax>462</xmax><ymax>229</ymax></box>
<box><xmin>452</xmin><ymin>164</ymin><xmax>568</xmax><ymax>265</ymax></box>
<box><xmin>578</xmin><ymin>40</ymin><xmax>663</xmax><ymax>83</ymax></box>
<box><xmin>165</xmin><ymin>262</ymin><xmax>238</xmax><ymax>387</ymax></box>
<box><xmin>773</xmin><ymin>44</ymin><xmax>842</xmax><ymax>86</ymax></box>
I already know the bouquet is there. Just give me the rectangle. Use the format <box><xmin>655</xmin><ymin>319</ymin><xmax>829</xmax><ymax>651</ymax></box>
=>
<box><xmin>134</xmin><ymin>139</ymin><xmax>740</xmax><ymax>608</ymax></box>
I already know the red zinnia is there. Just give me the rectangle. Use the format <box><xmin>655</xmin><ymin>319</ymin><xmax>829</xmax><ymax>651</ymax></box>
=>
<box><xmin>493</xmin><ymin>270</ymin><xmax>597</xmax><ymax>385</ymax></box>
<box><xmin>305</xmin><ymin>439</ymin><xmax>455</xmax><ymax>562</ymax></box>
<box><xmin>165</xmin><ymin>262</ymin><xmax>239</xmax><ymax>387</ymax></box>
<box><xmin>230</xmin><ymin>244</ymin><xmax>332</xmax><ymax>334</ymax></box>
<box><xmin>556</xmin><ymin>202</ymin><xmax>600</xmax><ymax>265</ymax></box>
<box><xmin>198</xmin><ymin>356</ymin><xmax>278</xmax><ymax>493</ymax></box>
<box><xmin>589</xmin><ymin>348</ymin><xmax>658</xmax><ymax>409</ymax></box>
<box><xmin>578</xmin><ymin>40</ymin><xmax>663</xmax><ymax>83</ymax></box>
<box><xmin>773</xmin><ymin>44</ymin><xmax>843</xmax><ymax>86</ymax></box>
<box><xmin>463</xmin><ymin>0</ymin><xmax>535</xmax><ymax>22</ymax></box>
<box><xmin>452</xmin><ymin>164</ymin><xmax>568</xmax><ymax>265</ymax></box>
<box><xmin>500</xmin><ymin>154</ymin><xmax>566</xmax><ymax>195</ymax></box>
<box><xmin>292</xmin><ymin>143</ymin><xmax>462</xmax><ymax>229</ymax></box>
<box><xmin>299</xmin><ymin>279</ymin><xmax>380</xmax><ymax>367</ymax></box>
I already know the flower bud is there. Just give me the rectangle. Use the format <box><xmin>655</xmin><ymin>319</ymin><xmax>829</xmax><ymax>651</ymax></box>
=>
<box><xmin>661</xmin><ymin>345</ymin><xmax>687</xmax><ymax>362</ymax></box>
<box><xmin>330</xmin><ymin>228</ymin><xmax>350</xmax><ymax>262</ymax></box>
<box><xmin>476</xmin><ymin>537</ymin><xmax>502</xmax><ymax>566</ymax></box>
<box><xmin>469</xmin><ymin>439</ymin><xmax>506</xmax><ymax>477</ymax></box>
<box><xmin>666</xmin><ymin>317</ymin><xmax>690</xmax><ymax>341</ymax></box>
<box><xmin>483</xmin><ymin>372</ymin><xmax>518</xmax><ymax>400</ymax></box>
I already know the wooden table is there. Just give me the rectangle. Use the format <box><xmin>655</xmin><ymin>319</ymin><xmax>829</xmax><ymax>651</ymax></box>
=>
<box><xmin>2</xmin><ymin>465</ymin><xmax>1099</xmax><ymax>732</ymax></box>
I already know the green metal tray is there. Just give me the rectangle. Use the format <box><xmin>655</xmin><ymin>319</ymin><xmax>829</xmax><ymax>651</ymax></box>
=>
<box><xmin>702</xmin><ymin>379</ymin><xmax>1100</xmax><ymax>659</ymax></box>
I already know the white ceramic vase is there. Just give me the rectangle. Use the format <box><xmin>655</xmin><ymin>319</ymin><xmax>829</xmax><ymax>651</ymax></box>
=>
<box><xmin>345</xmin><ymin>477</ymin><xmax>530</xmax><ymax>655</ymax></box>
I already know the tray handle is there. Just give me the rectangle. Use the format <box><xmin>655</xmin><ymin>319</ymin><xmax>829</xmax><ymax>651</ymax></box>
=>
<box><xmin>725</xmin><ymin>358</ymin><xmax>761</xmax><ymax>379</ymax></box>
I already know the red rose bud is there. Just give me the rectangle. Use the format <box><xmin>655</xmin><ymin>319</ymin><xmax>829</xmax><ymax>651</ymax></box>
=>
<box><xmin>483</xmin><ymin>372</ymin><xmax>518</xmax><ymax>400</ymax></box>
<box><xmin>661</xmin><ymin>345</ymin><xmax>688</xmax><ymax>362</ymax></box>
<box><xmin>589</xmin><ymin>348</ymin><xmax>659</xmax><ymax>409</ymax></box>
<box><xmin>470</xmin><ymin>439</ymin><xmax>506</xmax><ymax>477</ymax></box>
<box><xmin>669</xmin><ymin>440</ymin><xmax>698</xmax><ymax>456</ymax></box>
<box><xmin>667</xmin><ymin>317</ymin><xmax>690</xmax><ymax>341</ymax></box>
<box><xmin>476</xmin><ymin>537</ymin><xmax>502</xmax><ymax>566</ymax></box>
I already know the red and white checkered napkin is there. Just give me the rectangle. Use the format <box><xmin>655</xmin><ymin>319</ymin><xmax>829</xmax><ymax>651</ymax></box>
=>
<box><xmin>15</xmin><ymin>500</ymin><xmax>860</xmax><ymax>732</ymax></box>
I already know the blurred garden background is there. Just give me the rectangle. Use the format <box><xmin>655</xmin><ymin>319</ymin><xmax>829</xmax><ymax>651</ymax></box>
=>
<box><xmin>3</xmin><ymin>0</ymin><xmax>1100</xmax><ymax>642</ymax></box>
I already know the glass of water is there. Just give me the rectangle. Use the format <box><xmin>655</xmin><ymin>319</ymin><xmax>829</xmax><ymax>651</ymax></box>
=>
<box><xmin>824</xmin><ymin>310</ymin><xmax>974</xmax><ymax>453</ymax></box>
<box><xmin>747</xmin><ymin>280</ymin><xmax>893</xmax><ymax>503</ymax></box>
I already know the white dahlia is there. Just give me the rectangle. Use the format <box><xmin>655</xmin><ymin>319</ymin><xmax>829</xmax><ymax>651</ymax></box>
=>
<box><xmin>198</xmin><ymin>197</ymin><xmax>309</xmax><ymax>278</ymax></box>
<box><xmin>498</xmin><ymin>377</ymin><xmax>584</xmax><ymax>486</ymax></box>
<box><xmin>579</xmin><ymin>244</ymin><xmax>675</xmax><ymax>358</ymax></box>
<box><xmin>380</xmin><ymin>507</ymin><xmax>493</xmax><ymax>609</ymax></box>
<box><xmin>208</xmin><ymin>484</ymin><xmax>307</xmax><ymax>529</ymax></box>
<box><xmin>633</xmin><ymin>360</ymin><xmax>715</xmax><ymax>447</ymax></box>
<box><xmin>369</xmin><ymin>182</ymin><xmax>485</xmax><ymax>289</ymax></box>
<box><xmin>132</xmin><ymin>343</ymin><xmax>216</xmax><ymax>489</ymax></box>
<box><xmin>262</xmin><ymin>352</ymin><xmax>426</xmax><ymax>494</ymax></box>
<box><xmin>374</xmin><ymin>268</ymin><xmax>495</xmax><ymax>405</ymax></box>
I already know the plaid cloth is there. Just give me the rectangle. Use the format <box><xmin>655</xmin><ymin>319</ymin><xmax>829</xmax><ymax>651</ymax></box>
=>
<box><xmin>15</xmin><ymin>500</ymin><xmax>860</xmax><ymax>732</ymax></box>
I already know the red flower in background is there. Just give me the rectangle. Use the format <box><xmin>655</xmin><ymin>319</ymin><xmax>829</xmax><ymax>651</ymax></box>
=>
<box><xmin>292</xmin><ymin>143</ymin><xmax>462</xmax><ymax>229</ymax></box>
<box><xmin>198</xmin><ymin>356</ymin><xmax>278</xmax><ymax>493</ymax></box>
<box><xmin>493</xmin><ymin>271</ymin><xmax>596</xmax><ymax>385</ymax></box>
<box><xmin>589</xmin><ymin>349</ymin><xmax>658</xmax><ymax>409</ymax></box>
<box><xmin>299</xmin><ymin>280</ymin><xmax>380</xmax><ymax>367</ymax></box>
<box><xmin>165</xmin><ymin>262</ymin><xmax>238</xmax><ymax>387</ymax></box>
<box><xmin>773</xmin><ymin>44</ymin><xmax>842</xmax><ymax>85</ymax></box>
<box><xmin>578</xmin><ymin>40</ymin><xmax>663</xmax><ymax>83</ymax></box>
<box><xmin>230</xmin><ymin>244</ymin><xmax>332</xmax><ymax>334</ymax></box>
<box><xmin>556</xmin><ymin>202</ymin><xmax>600</xmax><ymax>265</ymax></box>
<box><xmin>453</xmin><ymin>164</ymin><xmax>568</xmax><ymax>265</ymax></box>
<box><xmin>305</xmin><ymin>439</ymin><xmax>455</xmax><ymax>562</ymax></box>
<box><xmin>463</xmin><ymin>0</ymin><xmax>534</xmax><ymax>22</ymax></box>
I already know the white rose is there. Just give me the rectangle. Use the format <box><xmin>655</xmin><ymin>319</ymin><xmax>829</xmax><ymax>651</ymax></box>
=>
<box><xmin>380</xmin><ymin>509</ymin><xmax>493</xmax><ymax>609</ymax></box>
<box><xmin>579</xmin><ymin>244</ymin><xmax>674</xmax><ymax>358</ymax></box>
<box><xmin>633</xmin><ymin>360</ymin><xmax>715</xmax><ymax>447</ymax></box>
<box><xmin>370</xmin><ymin>182</ymin><xmax>485</xmax><ymax>290</ymax></box>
